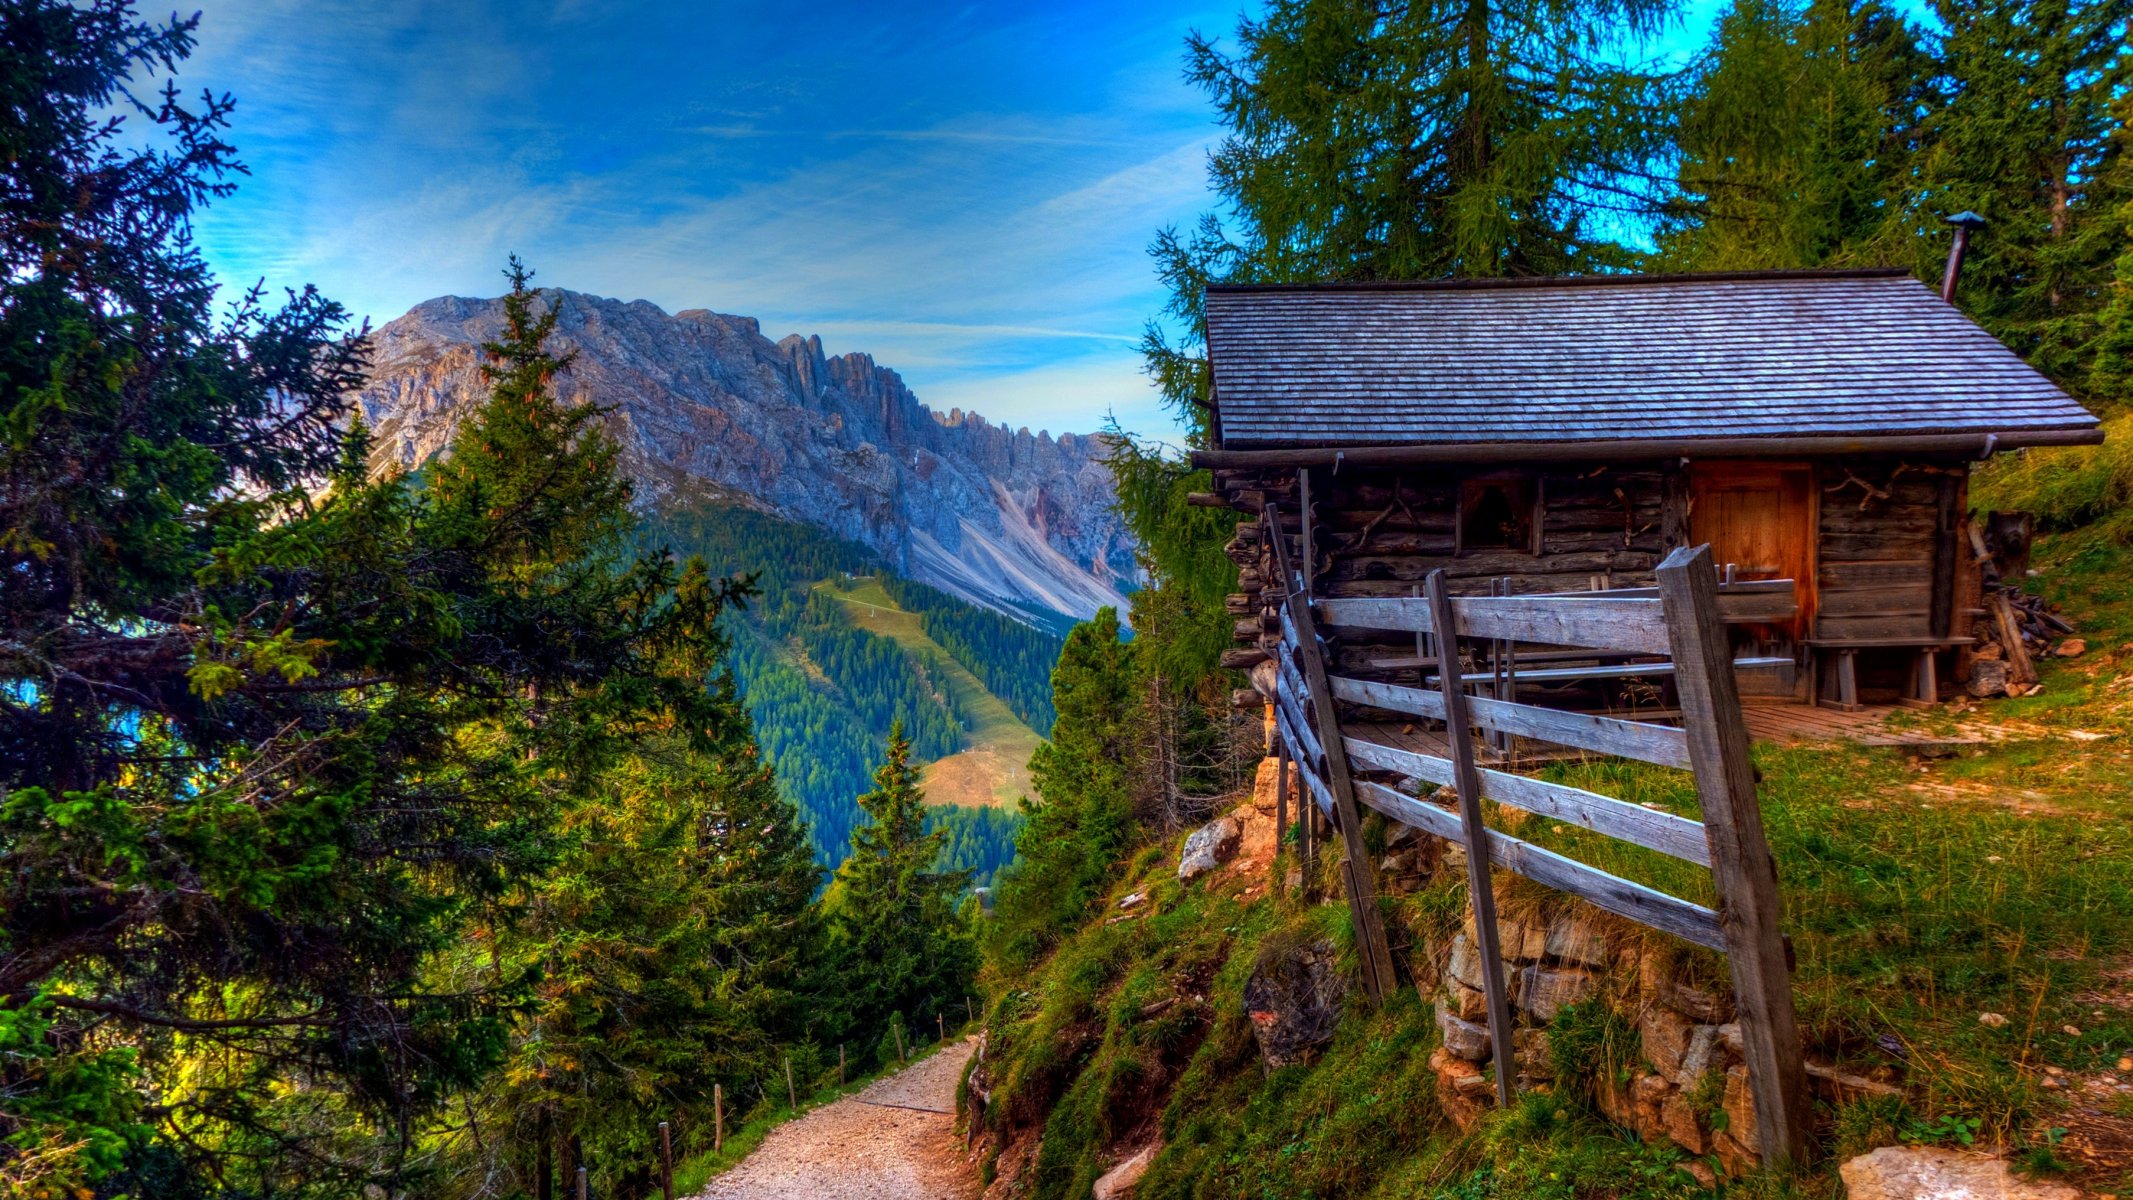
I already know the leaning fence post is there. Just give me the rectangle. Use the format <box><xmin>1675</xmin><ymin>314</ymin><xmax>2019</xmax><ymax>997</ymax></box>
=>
<box><xmin>713</xmin><ymin>1083</ymin><xmax>724</xmax><ymax>1154</ymax></box>
<box><xmin>937</xmin><ymin>1012</ymin><xmax>945</xmax><ymax>1044</ymax></box>
<box><xmin>1425</xmin><ymin>568</ymin><xmax>1516</xmax><ymax>1107</ymax></box>
<box><xmin>965</xmin><ymin>996</ymin><xmax>974</xmax><ymax>1025</ymax></box>
<box><xmin>1656</xmin><ymin>544</ymin><xmax>1811</xmax><ymax>1167</ymax></box>
<box><xmin>785</xmin><ymin>1053</ymin><xmax>797</xmax><ymax>1110</ymax></box>
<box><xmin>658</xmin><ymin>1120</ymin><xmax>673</xmax><ymax>1200</ymax></box>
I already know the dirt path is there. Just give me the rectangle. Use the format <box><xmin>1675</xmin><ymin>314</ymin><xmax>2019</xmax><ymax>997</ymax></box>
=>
<box><xmin>695</xmin><ymin>1040</ymin><xmax>979</xmax><ymax>1200</ymax></box>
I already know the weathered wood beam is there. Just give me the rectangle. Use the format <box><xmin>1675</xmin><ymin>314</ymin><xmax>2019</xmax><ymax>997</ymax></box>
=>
<box><xmin>1189</xmin><ymin>429</ymin><xmax>2102</xmax><ymax>471</ymax></box>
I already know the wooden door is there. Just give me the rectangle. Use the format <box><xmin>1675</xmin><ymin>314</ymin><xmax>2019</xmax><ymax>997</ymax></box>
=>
<box><xmin>1690</xmin><ymin>463</ymin><xmax>1817</xmax><ymax>639</ymax></box>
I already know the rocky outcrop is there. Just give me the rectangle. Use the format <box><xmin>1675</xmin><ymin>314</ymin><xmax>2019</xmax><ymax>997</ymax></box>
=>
<box><xmin>1244</xmin><ymin>938</ymin><xmax>1346</xmax><ymax>1068</ymax></box>
<box><xmin>1837</xmin><ymin>1145</ymin><xmax>2080</xmax><ymax>1199</ymax></box>
<box><xmin>352</xmin><ymin>290</ymin><xmax>1138</xmax><ymax>625</ymax></box>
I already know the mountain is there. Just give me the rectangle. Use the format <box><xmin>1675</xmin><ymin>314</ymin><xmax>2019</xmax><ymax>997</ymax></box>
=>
<box><xmin>352</xmin><ymin>289</ymin><xmax>1138</xmax><ymax>628</ymax></box>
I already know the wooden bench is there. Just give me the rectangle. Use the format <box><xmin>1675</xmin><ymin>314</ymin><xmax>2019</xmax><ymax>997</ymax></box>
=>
<box><xmin>1804</xmin><ymin>637</ymin><xmax>1975</xmax><ymax>711</ymax></box>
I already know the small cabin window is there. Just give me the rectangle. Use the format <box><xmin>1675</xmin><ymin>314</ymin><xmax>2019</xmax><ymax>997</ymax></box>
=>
<box><xmin>1459</xmin><ymin>476</ymin><xmax>1537</xmax><ymax>554</ymax></box>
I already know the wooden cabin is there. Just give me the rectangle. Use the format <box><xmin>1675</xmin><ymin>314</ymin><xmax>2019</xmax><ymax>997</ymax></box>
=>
<box><xmin>1194</xmin><ymin>269</ymin><xmax>2102</xmax><ymax>713</ymax></box>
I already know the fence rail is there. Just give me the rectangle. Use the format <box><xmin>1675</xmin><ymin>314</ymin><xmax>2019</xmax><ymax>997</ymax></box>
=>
<box><xmin>1260</xmin><ymin>497</ymin><xmax>1810</xmax><ymax>1166</ymax></box>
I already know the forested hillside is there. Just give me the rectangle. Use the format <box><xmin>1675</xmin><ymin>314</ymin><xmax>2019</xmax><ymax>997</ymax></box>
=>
<box><xmin>646</xmin><ymin>500</ymin><xmax>1059</xmax><ymax>875</ymax></box>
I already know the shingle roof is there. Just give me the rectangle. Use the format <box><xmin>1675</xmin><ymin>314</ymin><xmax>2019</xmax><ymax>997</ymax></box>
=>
<box><xmin>1205</xmin><ymin>270</ymin><xmax>2100</xmax><ymax>450</ymax></box>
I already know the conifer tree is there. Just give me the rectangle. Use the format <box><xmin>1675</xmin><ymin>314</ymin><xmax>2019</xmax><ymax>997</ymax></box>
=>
<box><xmin>826</xmin><ymin>725</ymin><xmax>974</xmax><ymax>1052</ymax></box>
<box><xmin>991</xmin><ymin>609</ymin><xmax>1136</xmax><ymax>964</ymax></box>
<box><xmin>1659</xmin><ymin>0</ymin><xmax>1933</xmax><ymax>270</ymax></box>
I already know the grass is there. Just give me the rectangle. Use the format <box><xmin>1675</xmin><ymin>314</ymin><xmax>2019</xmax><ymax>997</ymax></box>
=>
<box><xmin>816</xmin><ymin>576</ymin><xmax>1043</xmax><ymax>808</ymax></box>
<box><xmin>975</xmin><ymin>524</ymin><xmax>2133</xmax><ymax>1197</ymax></box>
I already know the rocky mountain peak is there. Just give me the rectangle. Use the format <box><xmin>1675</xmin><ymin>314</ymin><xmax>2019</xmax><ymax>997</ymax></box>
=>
<box><xmin>354</xmin><ymin>288</ymin><xmax>1139</xmax><ymax>625</ymax></box>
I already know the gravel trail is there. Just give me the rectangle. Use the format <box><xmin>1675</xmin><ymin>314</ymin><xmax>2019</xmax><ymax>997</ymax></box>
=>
<box><xmin>694</xmin><ymin>1040</ymin><xmax>979</xmax><ymax>1200</ymax></box>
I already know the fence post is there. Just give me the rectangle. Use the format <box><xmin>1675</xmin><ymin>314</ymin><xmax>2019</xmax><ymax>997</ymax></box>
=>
<box><xmin>1425</xmin><ymin>568</ymin><xmax>1516</xmax><ymax>1107</ymax></box>
<box><xmin>576</xmin><ymin>1166</ymin><xmax>588</xmax><ymax>1200</ymax></box>
<box><xmin>713</xmin><ymin>1083</ymin><xmax>724</xmax><ymax>1154</ymax></box>
<box><xmin>785</xmin><ymin>1054</ymin><xmax>797</xmax><ymax>1110</ymax></box>
<box><xmin>893</xmin><ymin>1021</ymin><xmax>906</xmax><ymax>1063</ymax></box>
<box><xmin>536</xmin><ymin>1104</ymin><xmax>554</xmax><ymax>1200</ymax></box>
<box><xmin>965</xmin><ymin>996</ymin><xmax>974</xmax><ymax>1025</ymax></box>
<box><xmin>1656</xmin><ymin>544</ymin><xmax>1810</xmax><ymax>1167</ymax></box>
<box><xmin>658</xmin><ymin>1120</ymin><xmax>673</xmax><ymax>1200</ymax></box>
<box><xmin>937</xmin><ymin>1012</ymin><xmax>945</xmax><ymax>1043</ymax></box>
<box><xmin>839</xmin><ymin>1043</ymin><xmax>846</xmax><ymax>1085</ymax></box>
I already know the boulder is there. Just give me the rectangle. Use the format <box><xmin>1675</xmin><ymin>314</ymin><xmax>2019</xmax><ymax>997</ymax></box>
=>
<box><xmin>1661</xmin><ymin>1090</ymin><xmax>1709</xmax><ymax>1155</ymax></box>
<box><xmin>1518</xmin><ymin>964</ymin><xmax>1599</xmax><ymax>1022</ymax></box>
<box><xmin>1244</xmin><ymin>938</ymin><xmax>1345</xmax><ymax>1068</ymax></box>
<box><xmin>1435</xmin><ymin>1003</ymin><xmax>1492</xmax><ymax>1061</ymax></box>
<box><xmin>1092</xmin><ymin>1142</ymin><xmax>1159</xmax><ymax>1200</ymax></box>
<box><xmin>1178</xmin><ymin>817</ymin><xmax>1242</xmax><ymax>880</ymax></box>
<box><xmin>1447</xmin><ymin>982</ymin><xmax>1487</xmax><ymax>1022</ymax></box>
<box><xmin>1967</xmin><ymin>659</ymin><xmax>2012</xmax><ymax>698</ymax></box>
<box><xmin>1544</xmin><ymin>915</ymin><xmax>1608</xmax><ymax>968</ymax></box>
<box><xmin>1640</xmin><ymin>1006</ymin><xmax>1695</xmax><ymax>1081</ymax></box>
<box><xmin>2054</xmin><ymin>638</ymin><xmax>2086</xmax><ymax>658</ymax></box>
<box><xmin>1837</xmin><ymin>1145</ymin><xmax>2080</xmax><ymax>1200</ymax></box>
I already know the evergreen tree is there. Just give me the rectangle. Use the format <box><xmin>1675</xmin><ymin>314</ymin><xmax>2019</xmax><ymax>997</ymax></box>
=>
<box><xmin>1913</xmin><ymin>0</ymin><xmax>2130</xmax><ymax>393</ymax></box>
<box><xmin>825</xmin><ymin>725</ymin><xmax>975</xmax><ymax>1053</ymax></box>
<box><xmin>1659</xmin><ymin>0</ymin><xmax>1934</xmax><ymax>270</ymax></box>
<box><xmin>990</xmin><ymin>610</ymin><xmax>1137</xmax><ymax>966</ymax></box>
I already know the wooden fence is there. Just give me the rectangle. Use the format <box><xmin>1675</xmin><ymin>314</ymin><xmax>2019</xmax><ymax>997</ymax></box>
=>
<box><xmin>1263</xmin><ymin>504</ymin><xmax>1812</xmax><ymax>1166</ymax></box>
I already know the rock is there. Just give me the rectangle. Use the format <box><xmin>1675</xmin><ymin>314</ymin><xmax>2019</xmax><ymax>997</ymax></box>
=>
<box><xmin>1244</xmin><ymin>938</ymin><xmax>1345</xmax><ymax>1068</ymax></box>
<box><xmin>1631</xmin><ymin>1073</ymin><xmax>1674</xmax><ymax>1144</ymax></box>
<box><xmin>1722</xmin><ymin>1066</ymin><xmax>1755</xmax><ymax>1148</ymax></box>
<box><xmin>1544</xmin><ymin>915</ymin><xmax>1608</xmax><ymax>968</ymax></box>
<box><xmin>1178</xmin><ymin>817</ymin><xmax>1242</xmax><ymax>880</ymax></box>
<box><xmin>2054</xmin><ymin>638</ymin><xmax>2086</xmax><ymax>657</ymax></box>
<box><xmin>1461</xmin><ymin>913</ymin><xmax>1544</xmax><ymax>962</ymax></box>
<box><xmin>1514</xmin><ymin>1028</ymin><xmax>1554</xmax><ymax>1081</ymax></box>
<box><xmin>1837</xmin><ymin>1145</ymin><xmax>2081</xmax><ymax>1200</ymax></box>
<box><xmin>1978</xmin><ymin>1011</ymin><xmax>2010</xmax><ymax>1028</ymax></box>
<box><xmin>1678</xmin><ymin>1024</ymin><xmax>1722</xmax><ymax>1086</ymax></box>
<box><xmin>1118</xmin><ymin>892</ymin><xmax>1146</xmax><ymax>909</ymax></box>
<box><xmin>1968</xmin><ymin>659</ymin><xmax>2012</xmax><ymax>698</ymax></box>
<box><xmin>354</xmin><ymin>291</ymin><xmax>1135</xmax><ymax>628</ymax></box>
<box><xmin>1436</xmin><ymin>1003</ymin><xmax>1492</xmax><ymax>1061</ymax></box>
<box><xmin>1681</xmin><ymin>1158</ymin><xmax>1718</xmax><ymax>1188</ymax></box>
<box><xmin>1661</xmin><ymin>1090</ymin><xmax>1709</xmax><ymax>1155</ymax></box>
<box><xmin>1446</xmin><ymin>934</ymin><xmax>1488</xmax><ymax>991</ymax></box>
<box><xmin>1092</xmin><ymin>1142</ymin><xmax>1159</xmax><ymax>1200</ymax></box>
<box><xmin>1448</xmin><ymin>983</ymin><xmax>1488</xmax><ymax>1022</ymax></box>
<box><xmin>1713</xmin><ymin>1130</ymin><xmax>1758</xmax><ymax>1179</ymax></box>
<box><xmin>1664</xmin><ymin>983</ymin><xmax>1734</xmax><ymax>1024</ymax></box>
<box><xmin>1519</xmin><ymin>964</ymin><xmax>1599</xmax><ymax>1022</ymax></box>
<box><xmin>1640</xmin><ymin>1007</ymin><xmax>1695</xmax><ymax>1081</ymax></box>
<box><xmin>1431</xmin><ymin>1047</ymin><xmax>1489</xmax><ymax>1131</ymax></box>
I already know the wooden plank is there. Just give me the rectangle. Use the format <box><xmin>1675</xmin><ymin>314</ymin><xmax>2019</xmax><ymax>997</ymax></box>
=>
<box><xmin>1280</xmin><ymin>709</ymin><xmax>1335</xmax><ymax>818</ymax></box>
<box><xmin>1344</xmin><ymin>735</ymin><xmax>1712</xmax><ymax>866</ymax></box>
<box><xmin>1421</xmin><ymin>657</ymin><xmax>1793</xmax><ymax>685</ymax></box>
<box><xmin>1989</xmin><ymin>591</ymin><xmax>2038</xmax><ymax>685</ymax></box>
<box><xmin>1316</xmin><ymin>593</ymin><xmax>1672</xmax><ymax>654</ymax></box>
<box><xmin>1273</xmin><ymin>504</ymin><xmax>1398</xmax><ymax>1003</ymax></box>
<box><xmin>1298</xmin><ymin>469</ymin><xmax>1315</xmax><ymax>599</ymax></box>
<box><xmin>1656</xmin><ymin>544</ymin><xmax>1811</xmax><ymax>1167</ymax></box>
<box><xmin>1931</xmin><ymin>475</ymin><xmax>1960</xmax><ymax>639</ymax></box>
<box><xmin>1424</xmin><ymin>569</ymin><xmax>1516</xmax><ymax>1108</ymax></box>
<box><xmin>1274</xmin><ymin>737</ymin><xmax>1289</xmax><ymax>853</ymax></box>
<box><xmin>1353</xmin><ymin>781</ymin><xmax>1726</xmax><ymax>950</ymax></box>
<box><xmin>1329</xmin><ymin>674</ymin><xmax>1693</xmax><ymax>769</ymax></box>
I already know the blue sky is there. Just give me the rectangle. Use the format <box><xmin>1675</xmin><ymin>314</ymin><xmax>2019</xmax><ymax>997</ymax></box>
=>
<box><xmin>183</xmin><ymin>0</ymin><xmax>1744</xmax><ymax>442</ymax></box>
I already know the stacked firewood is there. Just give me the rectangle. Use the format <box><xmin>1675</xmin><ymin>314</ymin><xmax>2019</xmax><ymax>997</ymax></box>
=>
<box><xmin>1968</xmin><ymin>585</ymin><xmax>2081</xmax><ymax>698</ymax></box>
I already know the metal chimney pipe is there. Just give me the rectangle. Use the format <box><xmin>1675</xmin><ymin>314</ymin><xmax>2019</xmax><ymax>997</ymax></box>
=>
<box><xmin>1941</xmin><ymin>211</ymin><xmax>1987</xmax><ymax>302</ymax></box>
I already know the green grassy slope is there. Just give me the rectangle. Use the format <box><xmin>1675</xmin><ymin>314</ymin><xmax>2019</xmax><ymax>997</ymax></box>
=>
<box><xmin>817</xmin><ymin>576</ymin><xmax>1042</xmax><ymax>809</ymax></box>
<box><xmin>973</xmin><ymin>527</ymin><xmax>2133</xmax><ymax>1199</ymax></box>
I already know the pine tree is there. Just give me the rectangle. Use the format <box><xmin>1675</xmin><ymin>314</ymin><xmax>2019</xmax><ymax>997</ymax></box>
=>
<box><xmin>825</xmin><ymin>725</ymin><xmax>975</xmax><ymax>1053</ymax></box>
<box><xmin>990</xmin><ymin>609</ymin><xmax>1136</xmax><ymax>966</ymax></box>
<box><xmin>1659</xmin><ymin>0</ymin><xmax>1934</xmax><ymax>270</ymax></box>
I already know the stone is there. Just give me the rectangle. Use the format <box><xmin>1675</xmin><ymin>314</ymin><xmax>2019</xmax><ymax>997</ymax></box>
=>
<box><xmin>1712</xmin><ymin>1130</ymin><xmax>1758</xmax><ymax>1179</ymax></box>
<box><xmin>1664</xmin><ymin>983</ymin><xmax>1734</xmax><ymax>1024</ymax></box>
<box><xmin>1722</xmin><ymin>1066</ymin><xmax>1755</xmax><ymax>1149</ymax></box>
<box><xmin>2054</xmin><ymin>638</ymin><xmax>2086</xmax><ymax>657</ymax></box>
<box><xmin>1967</xmin><ymin>659</ymin><xmax>2012</xmax><ymax>698</ymax></box>
<box><xmin>1462</xmin><ymin>913</ymin><xmax>1544</xmax><ymax>962</ymax></box>
<box><xmin>1449</xmin><ymin>983</ymin><xmax>1488</xmax><ymax>1023</ymax></box>
<box><xmin>1431</xmin><ymin>1047</ymin><xmax>1489</xmax><ymax>1132</ymax></box>
<box><xmin>1244</xmin><ymin>938</ymin><xmax>1345</xmax><ymax>1068</ymax></box>
<box><xmin>1178</xmin><ymin>817</ymin><xmax>1242</xmax><ymax>880</ymax></box>
<box><xmin>1978</xmin><ymin>1011</ymin><xmax>2010</xmax><ymax>1029</ymax></box>
<box><xmin>1597</xmin><ymin>1073</ymin><xmax>1635</xmax><ymax>1127</ymax></box>
<box><xmin>1630</xmin><ymin>1073</ymin><xmax>1674</xmax><ymax>1144</ymax></box>
<box><xmin>1640</xmin><ymin>1007</ymin><xmax>1696</xmax><ymax>1081</ymax></box>
<box><xmin>1092</xmin><ymin>1142</ymin><xmax>1159</xmax><ymax>1200</ymax></box>
<box><xmin>1661</xmin><ymin>1090</ymin><xmax>1710</xmax><ymax>1155</ymax></box>
<box><xmin>1436</xmin><ymin>1003</ymin><xmax>1493</xmax><ymax>1061</ymax></box>
<box><xmin>1681</xmin><ymin>1159</ymin><xmax>1718</xmax><ymax>1188</ymax></box>
<box><xmin>1837</xmin><ymin>1145</ymin><xmax>2081</xmax><ymax>1200</ymax></box>
<box><xmin>1520</xmin><ymin>965</ymin><xmax>1599</xmax><ymax>1022</ymax></box>
<box><xmin>1678</xmin><ymin>1024</ymin><xmax>1722</xmax><ymax>1087</ymax></box>
<box><xmin>1514</xmin><ymin>1028</ymin><xmax>1554</xmax><ymax>1081</ymax></box>
<box><xmin>1446</xmin><ymin>934</ymin><xmax>1488</xmax><ymax>991</ymax></box>
<box><xmin>1118</xmin><ymin>892</ymin><xmax>1146</xmax><ymax>909</ymax></box>
<box><xmin>1544</xmin><ymin>915</ymin><xmax>1608</xmax><ymax>968</ymax></box>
